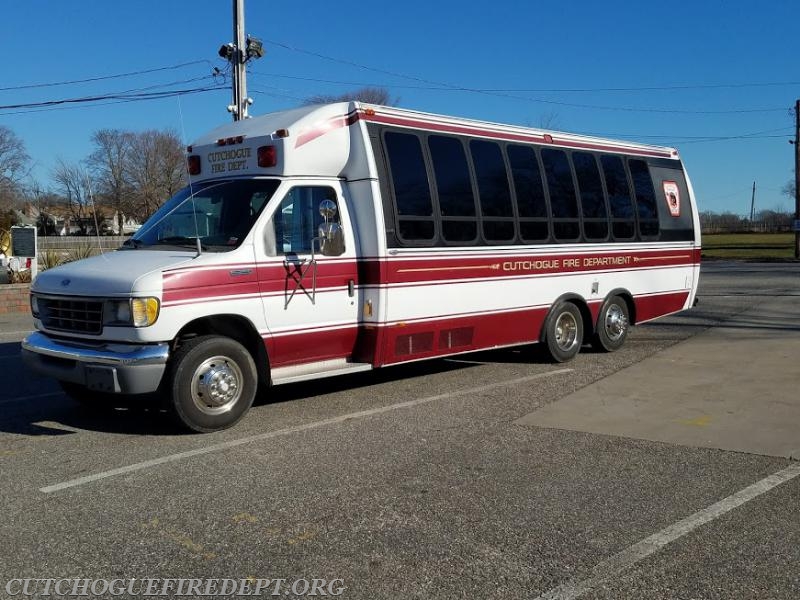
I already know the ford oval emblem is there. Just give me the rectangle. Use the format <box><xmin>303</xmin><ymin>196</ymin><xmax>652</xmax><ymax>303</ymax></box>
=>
<box><xmin>61</xmin><ymin>279</ymin><xmax>71</xmax><ymax>287</ymax></box>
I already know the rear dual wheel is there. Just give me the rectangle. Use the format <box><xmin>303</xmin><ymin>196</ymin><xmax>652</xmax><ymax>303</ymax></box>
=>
<box><xmin>592</xmin><ymin>295</ymin><xmax>630</xmax><ymax>352</ymax></box>
<box><xmin>543</xmin><ymin>302</ymin><xmax>584</xmax><ymax>363</ymax></box>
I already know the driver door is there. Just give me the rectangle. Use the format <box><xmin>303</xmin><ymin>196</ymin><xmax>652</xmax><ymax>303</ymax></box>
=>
<box><xmin>256</xmin><ymin>180</ymin><xmax>360</xmax><ymax>368</ymax></box>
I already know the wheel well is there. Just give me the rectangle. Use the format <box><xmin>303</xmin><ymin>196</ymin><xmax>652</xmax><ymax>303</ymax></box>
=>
<box><xmin>541</xmin><ymin>294</ymin><xmax>593</xmax><ymax>343</ymax></box>
<box><xmin>174</xmin><ymin>315</ymin><xmax>270</xmax><ymax>387</ymax></box>
<box><xmin>605</xmin><ymin>289</ymin><xmax>637</xmax><ymax>325</ymax></box>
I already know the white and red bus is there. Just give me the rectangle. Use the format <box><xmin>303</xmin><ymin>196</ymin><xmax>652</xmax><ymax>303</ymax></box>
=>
<box><xmin>23</xmin><ymin>102</ymin><xmax>700</xmax><ymax>431</ymax></box>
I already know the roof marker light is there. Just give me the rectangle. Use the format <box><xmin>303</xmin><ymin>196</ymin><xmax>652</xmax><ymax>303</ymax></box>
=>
<box><xmin>275</xmin><ymin>128</ymin><xmax>289</xmax><ymax>138</ymax></box>
<box><xmin>543</xmin><ymin>134</ymin><xmax>554</xmax><ymax>143</ymax></box>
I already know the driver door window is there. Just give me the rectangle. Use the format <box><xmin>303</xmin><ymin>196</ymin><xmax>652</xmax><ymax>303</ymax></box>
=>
<box><xmin>272</xmin><ymin>186</ymin><xmax>339</xmax><ymax>255</ymax></box>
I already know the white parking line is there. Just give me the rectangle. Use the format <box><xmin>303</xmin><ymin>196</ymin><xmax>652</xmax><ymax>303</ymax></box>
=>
<box><xmin>40</xmin><ymin>368</ymin><xmax>573</xmax><ymax>494</ymax></box>
<box><xmin>534</xmin><ymin>461</ymin><xmax>800</xmax><ymax>600</ymax></box>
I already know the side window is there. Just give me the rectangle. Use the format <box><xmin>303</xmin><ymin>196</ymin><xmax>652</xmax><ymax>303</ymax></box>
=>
<box><xmin>600</xmin><ymin>155</ymin><xmax>635</xmax><ymax>240</ymax></box>
<box><xmin>573</xmin><ymin>152</ymin><xmax>608</xmax><ymax>241</ymax></box>
<box><xmin>541</xmin><ymin>148</ymin><xmax>579</xmax><ymax>241</ymax></box>
<box><xmin>508</xmin><ymin>144</ymin><xmax>549</xmax><ymax>242</ymax></box>
<box><xmin>629</xmin><ymin>159</ymin><xmax>660</xmax><ymax>238</ymax></box>
<box><xmin>470</xmin><ymin>140</ymin><xmax>515</xmax><ymax>243</ymax></box>
<box><xmin>384</xmin><ymin>131</ymin><xmax>435</xmax><ymax>243</ymax></box>
<box><xmin>272</xmin><ymin>186</ymin><xmax>338</xmax><ymax>254</ymax></box>
<box><xmin>429</xmin><ymin>135</ymin><xmax>477</xmax><ymax>244</ymax></box>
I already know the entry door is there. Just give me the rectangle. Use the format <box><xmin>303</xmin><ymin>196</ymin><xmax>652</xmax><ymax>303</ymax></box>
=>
<box><xmin>255</xmin><ymin>181</ymin><xmax>360</xmax><ymax>368</ymax></box>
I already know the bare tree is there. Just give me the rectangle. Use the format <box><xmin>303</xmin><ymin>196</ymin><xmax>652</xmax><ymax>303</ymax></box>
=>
<box><xmin>87</xmin><ymin>129</ymin><xmax>135</xmax><ymax>233</ymax></box>
<box><xmin>782</xmin><ymin>178</ymin><xmax>795</xmax><ymax>200</ymax></box>
<box><xmin>537</xmin><ymin>110</ymin><xmax>562</xmax><ymax>130</ymax></box>
<box><xmin>127</xmin><ymin>130</ymin><xmax>186</xmax><ymax>222</ymax></box>
<box><xmin>0</xmin><ymin>126</ymin><xmax>30</xmax><ymax>215</ymax></box>
<box><xmin>52</xmin><ymin>159</ymin><xmax>93</xmax><ymax>234</ymax></box>
<box><xmin>303</xmin><ymin>86</ymin><xmax>398</xmax><ymax>106</ymax></box>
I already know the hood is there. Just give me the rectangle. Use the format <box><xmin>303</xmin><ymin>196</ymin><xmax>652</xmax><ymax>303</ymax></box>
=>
<box><xmin>32</xmin><ymin>250</ymin><xmax>195</xmax><ymax>297</ymax></box>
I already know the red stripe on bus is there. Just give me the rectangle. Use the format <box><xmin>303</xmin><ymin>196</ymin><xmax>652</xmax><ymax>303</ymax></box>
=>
<box><xmin>259</xmin><ymin>289</ymin><xmax>690</xmax><ymax>368</ymax></box>
<box><xmin>363</xmin><ymin>110</ymin><xmax>674</xmax><ymax>158</ymax></box>
<box><xmin>293</xmin><ymin>109</ymin><xmax>676</xmax><ymax>158</ymax></box>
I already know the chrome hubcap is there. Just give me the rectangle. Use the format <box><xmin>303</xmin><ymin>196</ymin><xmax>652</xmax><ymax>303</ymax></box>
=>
<box><xmin>191</xmin><ymin>356</ymin><xmax>243</xmax><ymax>415</ymax></box>
<box><xmin>604</xmin><ymin>304</ymin><xmax>628</xmax><ymax>341</ymax></box>
<box><xmin>554</xmin><ymin>312</ymin><xmax>579</xmax><ymax>352</ymax></box>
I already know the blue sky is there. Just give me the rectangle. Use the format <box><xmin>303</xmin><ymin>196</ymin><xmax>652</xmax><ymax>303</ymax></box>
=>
<box><xmin>2</xmin><ymin>0</ymin><xmax>798</xmax><ymax>215</ymax></box>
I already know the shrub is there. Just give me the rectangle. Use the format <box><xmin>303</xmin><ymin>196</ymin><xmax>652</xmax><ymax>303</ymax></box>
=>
<box><xmin>38</xmin><ymin>249</ymin><xmax>66</xmax><ymax>271</ymax></box>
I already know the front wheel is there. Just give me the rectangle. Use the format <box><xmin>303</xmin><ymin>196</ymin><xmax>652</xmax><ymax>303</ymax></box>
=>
<box><xmin>542</xmin><ymin>302</ymin><xmax>584</xmax><ymax>363</ymax></box>
<box><xmin>592</xmin><ymin>295</ymin><xmax>630</xmax><ymax>352</ymax></box>
<box><xmin>166</xmin><ymin>335</ymin><xmax>258</xmax><ymax>433</ymax></box>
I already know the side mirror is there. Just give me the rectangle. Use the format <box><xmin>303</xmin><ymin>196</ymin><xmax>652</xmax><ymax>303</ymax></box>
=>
<box><xmin>317</xmin><ymin>199</ymin><xmax>345</xmax><ymax>256</ymax></box>
<box><xmin>319</xmin><ymin>199</ymin><xmax>338</xmax><ymax>221</ymax></box>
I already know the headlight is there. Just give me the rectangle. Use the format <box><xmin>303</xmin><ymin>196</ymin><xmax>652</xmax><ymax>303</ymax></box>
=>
<box><xmin>104</xmin><ymin>297</ymin><xmax>160</xmax><ymax>327</ymax></box>
<box><xmin>131</xmin><ymin>297</ymin><xmax>160</xmax><ymax>327</ymax></box>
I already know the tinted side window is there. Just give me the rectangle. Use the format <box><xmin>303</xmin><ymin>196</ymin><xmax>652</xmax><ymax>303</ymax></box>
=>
<box><xmin>273</xmin><ymin>186</ymin><xmax>338</xmax><ymax>254</ymax></box>
<box><xmin>541</xmin><ymin>148</ymin><xmax>579</xmax><ymax>241</ymax></box>
<box><xmin>384</xmin><ymin>132</ymin><xmax>435</xmax><ymax>242</ymax></box>
<box><xmin>573</xmin><ymin>152</ymin><xmax>608</xmax><ymax>241</ymax></box>
<box><xmin>600</xmin><ymin>155</ymin><xmax>635</xmax><ymax>240</ymax></box>
<box><xmin>470</xmin><ymin>140</ymin><xmax>514</xmax><ymax>242</ymax></box>
<box><xmin>429</xmin><ymin>135</ymin><xmax>477</xmax><ymax>243</ymax></box>
<box><xmin>508</xmin><ymin>144</ymin><xmax>549</xmax><ymax>242</ymax></box>
<box><xmin>629</xmin><ymin>159</ymin><xmax>660</xmax><ymax>238</ymax></box>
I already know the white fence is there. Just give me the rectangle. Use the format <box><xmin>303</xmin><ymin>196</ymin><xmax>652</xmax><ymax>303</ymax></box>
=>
<box><xmin>36</xmin><ymin>236</ymin><xmax>129</xmax><ymax>252</ymax></box>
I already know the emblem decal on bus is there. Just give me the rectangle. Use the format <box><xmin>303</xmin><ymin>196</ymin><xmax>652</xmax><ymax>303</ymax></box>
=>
<box><xmin>663</xmin><ymin>180</ymin><xmax>681</xmax><ymax>217</ymax></box>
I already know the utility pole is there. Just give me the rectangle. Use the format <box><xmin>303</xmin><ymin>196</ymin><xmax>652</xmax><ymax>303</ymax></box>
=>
<box><xmin>750</xmin><ymin>180</ymin><xmax>756</xmax><ymax>224</ymax></box>
<box><xmin>218</xmin><ymin>0</ymin><xmax>264</xmax><ymax>121</ymax></box>
<box><xmin>232</xmin><ymin>0</ymin><xmax>248</xmax><ymax>121</ymax></box>
<box><xmin>795</xmin><ymin>100</ymin><xmax>800</xmax><ymax>258</ymax></box>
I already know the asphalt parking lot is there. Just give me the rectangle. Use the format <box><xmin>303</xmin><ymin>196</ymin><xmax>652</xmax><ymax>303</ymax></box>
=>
<box><xmin>0</xmin><ymin>260</ymin><xmax>798</xmax><ymax>599</ymax></box>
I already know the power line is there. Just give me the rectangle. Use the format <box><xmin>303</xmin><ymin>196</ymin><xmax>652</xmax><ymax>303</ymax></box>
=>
<box><xmin>251</xmin><ymin>71</ymin><xmax>800</xmax><ymax>94</ymax></box>
<box><xmin>0</xmin><ymin>84</ymin><xmax>226</xmax><ymax>113</ymax></box>
<box><xmin>0</xmin><ymin>60</ymin><xmax>214</xmax><ymax>93</ymax></box>
<box><xmin>262</xmin><ymin>39</ymin><xmax>790</xmax><ymax>114</ymax></box>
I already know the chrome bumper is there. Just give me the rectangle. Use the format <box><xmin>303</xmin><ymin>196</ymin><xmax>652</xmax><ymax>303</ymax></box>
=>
<box><xmin>21</xmin><ymin>331</ymin><xmax>169</xmax><ymax>395</ymax></box>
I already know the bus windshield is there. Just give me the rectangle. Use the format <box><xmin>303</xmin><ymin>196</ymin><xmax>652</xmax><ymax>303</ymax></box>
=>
<box><xmin>124</xmin><ymin>179</ymin><xmax>281</xmax><ymax>251</ymax></box>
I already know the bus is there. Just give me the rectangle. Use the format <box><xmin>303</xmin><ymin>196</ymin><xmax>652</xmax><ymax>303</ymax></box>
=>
<box><xmin>22</xmin><ymin>102</ymin><xmax>700</xmax><ymax>432</ymax></box>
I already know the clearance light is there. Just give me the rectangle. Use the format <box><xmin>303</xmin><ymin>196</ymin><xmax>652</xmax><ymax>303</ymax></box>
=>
<box><xmin>257</xmin><ymin>145</ymin><xmax>277</xmax><ymax>168</ymax></box>
<box><xmin>217</xmin><ymin>136</ymin><xmax>245</xmax><ymax>146</ymax></box>
<box><xmin>543</xmin><ymin>134</ymin><xmax>554</xmax><ymax>143</ymax></box>
<box><xmin>187</xmin><ymin>155</ymin><xmax>201</xmax><ymax>175</ymax></box>
<box><xmin>275</xmin><ymin>128</ymin><xmax>289</xmax><ymax>138</ymax></box>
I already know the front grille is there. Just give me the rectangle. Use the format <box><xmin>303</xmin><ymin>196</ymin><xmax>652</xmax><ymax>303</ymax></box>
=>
<box><xmin>39</xmin><ymin>297</ymin><xmax>103</xmax><ymax>335</ymax></box>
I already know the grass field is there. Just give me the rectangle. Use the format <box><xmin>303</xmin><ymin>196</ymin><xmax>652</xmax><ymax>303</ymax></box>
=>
<box><xmin>701</xmin><ymin>233</ymin><xmax>796</xmax><ymax>259</ymax></box>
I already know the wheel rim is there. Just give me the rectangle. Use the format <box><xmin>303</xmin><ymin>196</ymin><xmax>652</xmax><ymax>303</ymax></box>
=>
<box><xmin>190</xmin><ymin>355</ymin><xmax>243</xmax><ymax>416</ymax></box>
<box><xmin>554</xmin><ymin>311</ymin><xmax>579</xmax><ymax>352</ymax></box>
<box><xmin>604</xmin><ymin>304</ymin><xmax>628</xmax><ymax>341</ymax></box>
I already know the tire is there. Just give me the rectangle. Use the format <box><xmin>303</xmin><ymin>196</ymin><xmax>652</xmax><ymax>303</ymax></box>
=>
<box><xmin>542</xmin><ymin>302</ymin><xmax>584</xmax><ymax>363</ymax></box>
<box><xmin>165</xmin><ymin>335</ymin><xmax>258</xmax><ymax>433</ymax></box>
<box><xmin>60</xmin><ymin>381</ymin><xmax>116</xmax><ymax>410</ymax></box>
<box><xmin>592</xmin><ymin>295</ymin><xmax>630</xmax><ymax>352</ymax></box>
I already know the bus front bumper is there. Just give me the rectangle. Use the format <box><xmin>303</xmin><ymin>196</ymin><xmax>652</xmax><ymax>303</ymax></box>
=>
<box><xmin>21</xmin><ymin>331</ymin><xmax>170</xmax><ymax>395</ymax></box>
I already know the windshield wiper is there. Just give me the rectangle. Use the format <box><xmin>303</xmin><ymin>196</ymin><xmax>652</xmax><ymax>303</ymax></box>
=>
<box><xmin>121</xmin><ymin>238</ymin><xmax>143</xmax><ymax>249</ymax></box>
<box><xmin>156</xmin><ymin>236</ymin><xmax>208</xmax><ymax>251</ymax></box>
